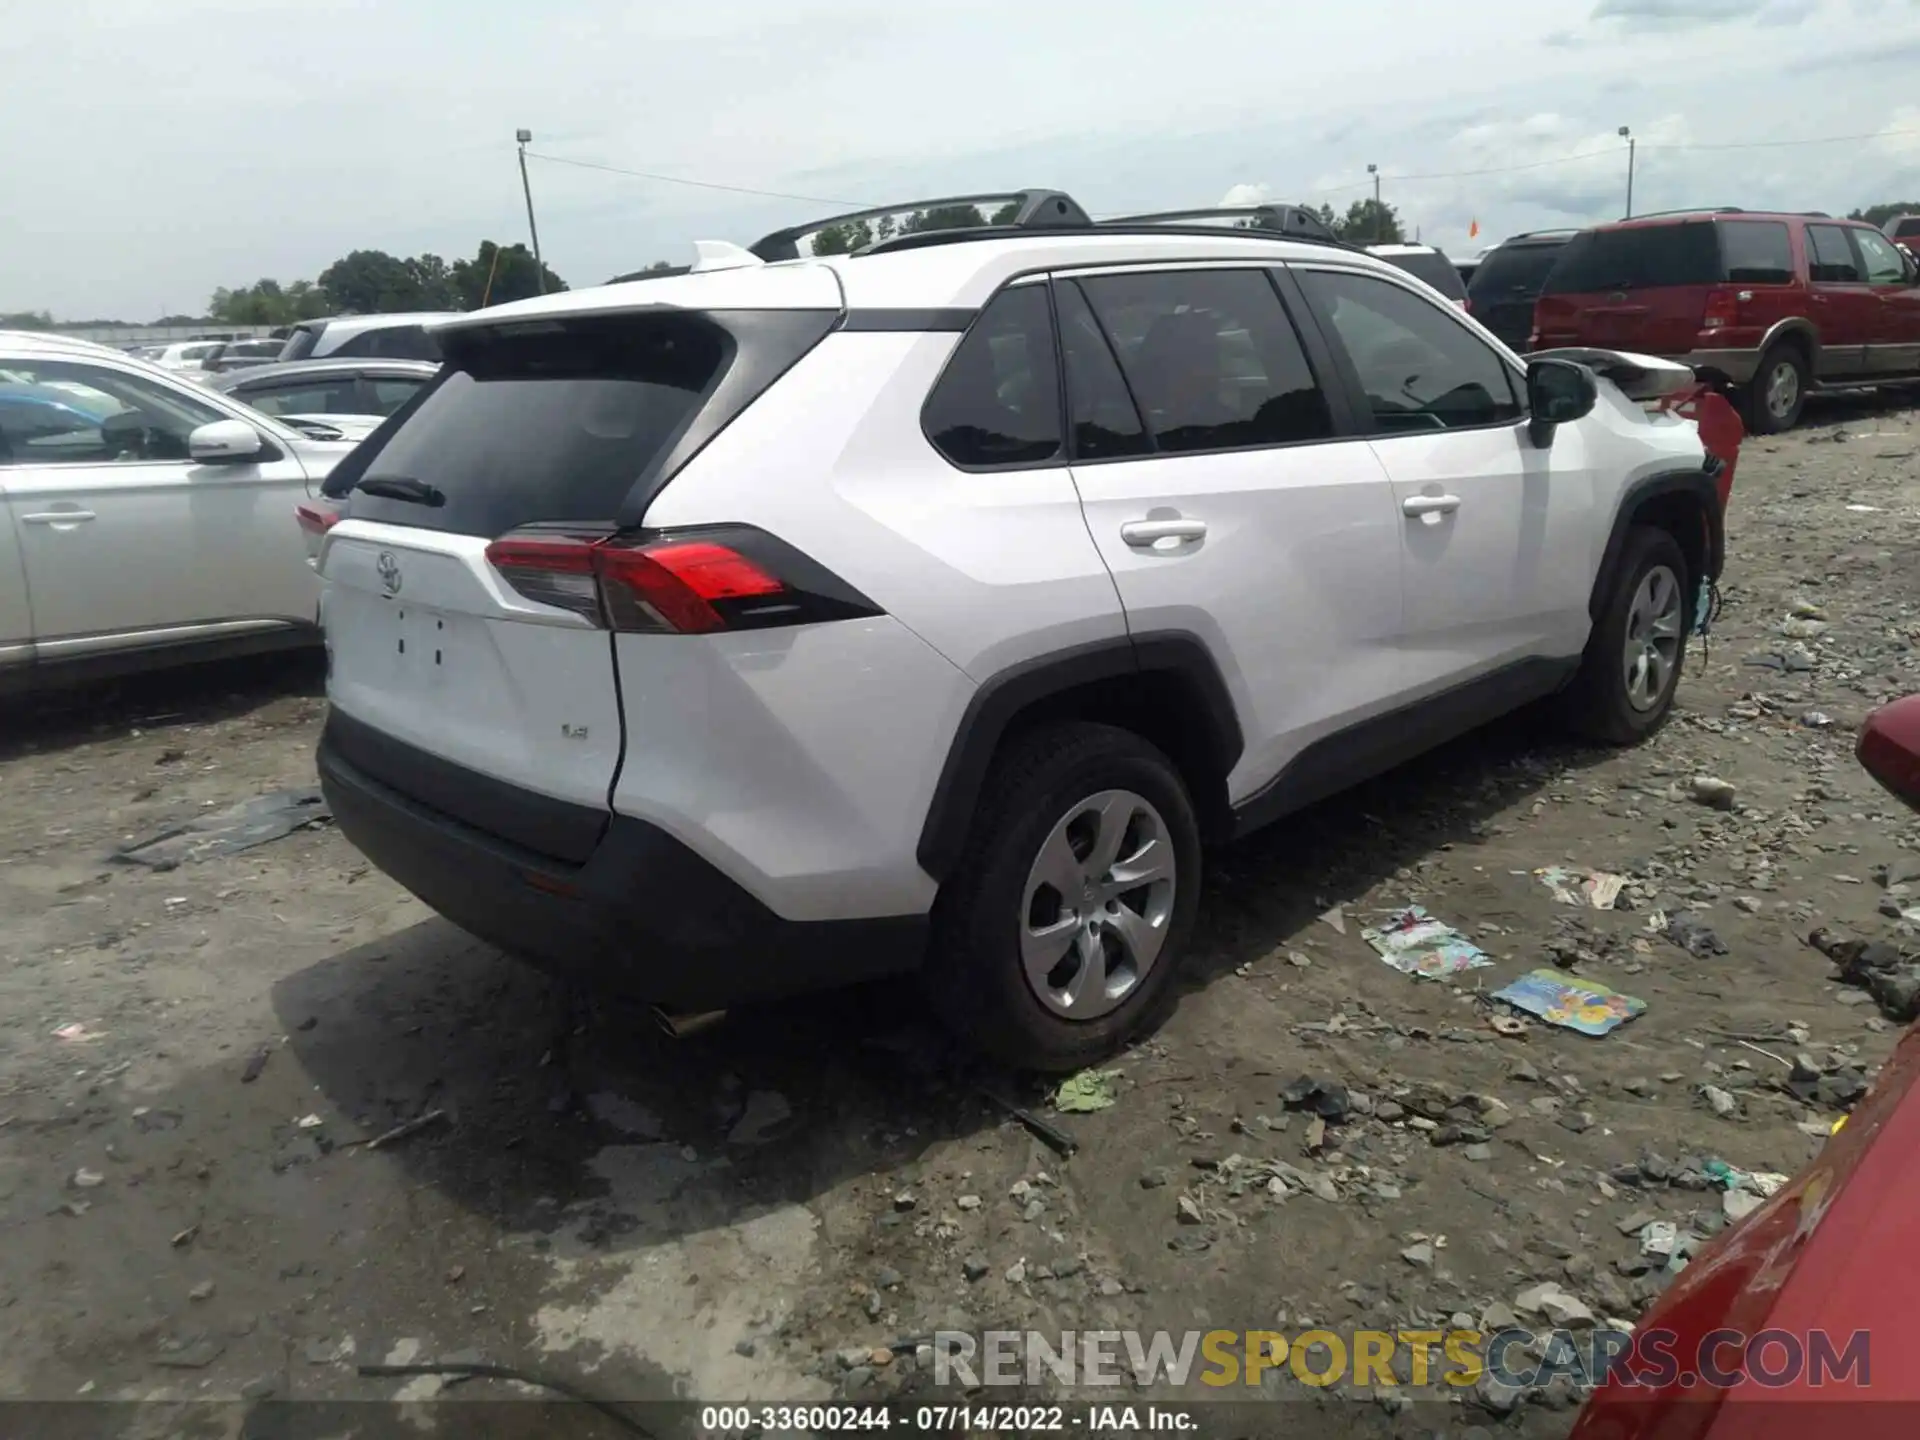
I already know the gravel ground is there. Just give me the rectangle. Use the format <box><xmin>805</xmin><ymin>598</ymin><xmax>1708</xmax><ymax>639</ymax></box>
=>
<box><xmin>2</xmin><ymin>392</ymin><xmax>1917</xmax><ymax>1437</ymax></box>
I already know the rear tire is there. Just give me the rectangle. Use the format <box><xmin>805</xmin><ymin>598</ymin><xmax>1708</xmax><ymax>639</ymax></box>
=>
<box><xmin>924</xmin><ymin>722</ymin><xmax>1201</xmax><ymax>1073</ymax></box>
<box><xmin>1742</xmin><ymin>342</ymin><xmax>1807</xmax><ymax>434</ymax></box>
<box><xmin>1564</xmin><ymin>526</ymin><xmax>1690</xmax><ymax>745</ymax></box>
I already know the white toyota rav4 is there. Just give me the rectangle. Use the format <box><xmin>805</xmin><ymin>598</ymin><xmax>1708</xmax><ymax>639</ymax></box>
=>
<box><xmin>313</xmin><ymin>191</ymin><xmax>1732</xmax><ymax>1071</ymax></box>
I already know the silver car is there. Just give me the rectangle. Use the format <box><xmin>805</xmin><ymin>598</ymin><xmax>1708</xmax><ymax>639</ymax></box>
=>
<box><xmin>0</xmin><ymin>330</ymin><xmax>356</xmax><ymax>687</ymax></box>
<box><xmin>209</xmin><ymin>357</ymin><xmax>438</xmax><ymax>435</ymax></box>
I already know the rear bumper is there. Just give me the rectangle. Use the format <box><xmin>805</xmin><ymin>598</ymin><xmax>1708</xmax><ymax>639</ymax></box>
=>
<box><xmin>317</xmin><ymin>717</ymin><xmax>927</xmax><ymax>1008</ymax></box>
<box><xmin>1659</xmin><ymin>348</ymin><xmax>1760</xmax><ymax>385</ymax></box>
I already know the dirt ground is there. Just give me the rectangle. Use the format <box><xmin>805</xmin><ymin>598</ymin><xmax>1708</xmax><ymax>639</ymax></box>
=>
<box><xmin>3</xmin><ymin>392</ymin><xmax>1919</xmax><ymax>1438</ymax></box>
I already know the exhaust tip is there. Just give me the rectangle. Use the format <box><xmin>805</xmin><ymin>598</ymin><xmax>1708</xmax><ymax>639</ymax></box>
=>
<box><xmin>651</xmin><ymin>1007</ymin><xmax>727</xmax><ymax>1040</ymax></box>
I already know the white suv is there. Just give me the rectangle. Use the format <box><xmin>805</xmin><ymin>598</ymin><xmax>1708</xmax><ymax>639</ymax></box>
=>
<box><xmin>313</xmin><ymin>191</ymin><xmax>1730</xmax><ymax>1071</ymax></box>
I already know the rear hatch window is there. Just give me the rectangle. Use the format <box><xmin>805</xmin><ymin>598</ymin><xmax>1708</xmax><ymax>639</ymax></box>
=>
<box><xmin>1374</xmin><ymin>250</ymin><xmax>1467</xmax><ymax>302</ymax></box>
<box><xmin>278</xmin><ymin>323</ymin><xmax>323</xmax><ymax>362</ymax></box>
<box><xmin>338</xmin><ymin>315</ymin><xmax>732</xmax><ymax>536</ymax></box>
<box><xmin>1541</xmin><ymin>222</ymin><xmax>1722</xmax><ymax>294</ymax></box>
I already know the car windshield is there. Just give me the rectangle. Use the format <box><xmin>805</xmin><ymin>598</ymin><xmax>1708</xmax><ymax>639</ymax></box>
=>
<box><xmin>1540</xmin><ymin>222</ymin><xmax>1723</xmax><ymax>293</ymax></box>
<box><xmin>1468</xmin><ymin>242</ymin><xmax>1569</xmax><ymax>301</ymax></box>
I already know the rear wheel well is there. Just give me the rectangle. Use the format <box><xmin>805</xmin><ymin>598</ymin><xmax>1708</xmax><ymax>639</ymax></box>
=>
<box><xmin>996</xmin><ymin>672</ymin><xmax>1235</xmax><ymax>841</ymax></box>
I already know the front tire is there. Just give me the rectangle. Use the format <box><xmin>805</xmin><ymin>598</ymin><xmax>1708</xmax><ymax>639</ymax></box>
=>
<box><xmin>1743</xmin><ymin>342</ymin><xmax>1807</xmax><ymax>434</ymax></box>
<box><xmin>925</xmin><ymin>723</ymin><xmax>1201</xmax><ymax>1073</ymax></box>
<box><xmin>1565</xmin><ymin>526</ymin><xmax>1690</xmax><ymax>744</ymax></box>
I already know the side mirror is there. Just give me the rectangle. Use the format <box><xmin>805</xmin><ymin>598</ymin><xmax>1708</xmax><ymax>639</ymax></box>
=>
<box><xmin>188</xmin><ymin>418</ymin><xmax>265</xmax><ymax>464</ymax></box>
<box><xmin>1526</xmin><ymin>358</ymin><xmax>1597</xmax><ymax>448</ymax></box>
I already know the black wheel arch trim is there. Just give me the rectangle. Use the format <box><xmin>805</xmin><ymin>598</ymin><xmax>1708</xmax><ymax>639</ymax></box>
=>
<box><xmin>1587</xmin><ymin>468</ymin><xmax>1725</xmax><ymax>623</ymax></box>
<box><xmin>915</xmin><ymin>632</ymin><xmax>1244</xmax><ymax>881</ymax></box>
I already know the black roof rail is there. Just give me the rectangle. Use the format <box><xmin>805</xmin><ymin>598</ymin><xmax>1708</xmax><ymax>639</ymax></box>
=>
<box><xmin>1623</xmin><ymin>207</ymin><xmax>1744</xmax><ymax>219</ymax></box>
<box><xmin>608</xmin><ymin>264</ymin><xmax>692</xmax><ymax>284</ymax></box>
<box><xmin>1101</xmin><ymin>204</ymin><xmax>1341</xmax><ymax>243</ymax></box>
<box><xmin>1505</xmin><ymin>227</ymin><xmax>1584</xmax><ymax>241</ymax></box>
<box><xmin>1801</xmin><ymin>210</ymin><xmax>1832</xmax><ymax>219</ymax></box>
<box><xmin>750</xmin><ymin>189</ymin><xmax>1092</xmax><ymax>262</ymax></box>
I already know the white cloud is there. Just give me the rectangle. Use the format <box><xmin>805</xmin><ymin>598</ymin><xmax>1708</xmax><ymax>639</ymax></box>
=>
<box><xmin>1218</xmin><ymin>183</ymin><xmax>1274</xmax><ymax>207</ymax></box>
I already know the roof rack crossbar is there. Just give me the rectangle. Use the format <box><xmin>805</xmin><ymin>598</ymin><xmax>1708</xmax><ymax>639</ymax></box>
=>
<box><xmin>1101</xmin><ymin>204</ymin><xmax>1340</xmax><ymax>243</ymax></box>
<box><xmin>749</xmin><ymin>189</ymin><xmax>1092</xmax><ymax>261</ymax></box>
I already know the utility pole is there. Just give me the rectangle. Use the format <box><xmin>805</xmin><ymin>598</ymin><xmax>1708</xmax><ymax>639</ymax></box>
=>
<box><xmin>1618</xmin><ymin>126</ymin><xmax>1636</xmax><ymax>219</ymax></box>
<box><xmin>1367</xmin><ymin>163</ymin><xmax>1381</xmax><ymax>240</ymax></box>
<box><xmin>516</xmin><ymin>128</ymin><xmax>547</xmax><ymax>294</ymax></box>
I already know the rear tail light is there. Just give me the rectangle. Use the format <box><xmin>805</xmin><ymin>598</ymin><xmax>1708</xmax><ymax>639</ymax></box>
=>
<box><xmin>295</xmin><ymin>502</ymin><xmax>339</xmax><ymax>539</ymax></box>
<box><xmin>484</xmin><ymin>527</ymin><xmax>880</xmax><ymax>634</ymax></box>
<box><xmin>1700</xmin><ymin>287</ymin><xmax>1740</xmax><ymax>331</ymax></box>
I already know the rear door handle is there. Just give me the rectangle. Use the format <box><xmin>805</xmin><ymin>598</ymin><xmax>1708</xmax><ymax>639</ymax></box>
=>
<box><xmin>1401</xmin><ymin>495</ymin><xmax>1462</xmax><ymax>517</ymax></box>
<box><xmin>21</xmin><ymin>510</ymin><xmax>97</xmax><ymax>524</ymax></box>
<box><xmin>1120</xmin><ymin>517</ymin><xmax>1207</xmax><ymax>547</ymax></box>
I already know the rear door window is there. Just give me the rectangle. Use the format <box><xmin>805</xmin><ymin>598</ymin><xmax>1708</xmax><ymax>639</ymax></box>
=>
<box><xmin>334</xmin><ymin>325</ymin><xmax>442</xmax><ymax>361</ymax></box>
<box><xmin>1541</xmin><ymin>222</ymin><xmax>1722</xmax><ymax>293</ymax></box>
<box><xmin>1808</xmin><ymin>224</ymin><xmax>1863</xmax><ymax>283</ymax></box>
<box><xmin>1716</xmin><ymin>221</ymin><xmax>1796</xmax><ymax>285</ymax></box>
<box><xmin>278</xmin><ymin>324</ymin><xmax>323</xmax><ymax>362</ymax></box>
<box><xmin>1298</xmin><ymin>268</ymin><xmax>1521</xmax><ymax>433</ymax></box>
<box><xmin>342</xmin><ymin>314</ymin><xmax>731</xmax><ymax>535</ymax></box>
<box><xmin>1055</xmin><ymin>280</ymin><xmax>1151</xmax><ymax>460</ymax></box>
<box><xmin>922</xmin><ymin>285</ymin><xmax>1063</xmax><ymax>468</ymax></box>
<box><xmin>1075</xmin><ymin>268</ymin><xmax>1333</xmax><ymax>453</ymax></box>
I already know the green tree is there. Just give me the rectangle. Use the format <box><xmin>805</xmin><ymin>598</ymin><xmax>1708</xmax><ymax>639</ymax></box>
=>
<box><xmin>210</xmin><ymin>278</ymin><xmax>332</xmax><ymax>326</ymax></box>
<box><xmin>405</xmin><ymin>253</ymin><xmax>461</xmax><ymax>309</ymax></box>
<box><xmin>989</xmin><ymin>201</ymin><xmax>1021</xmax><ymax>225</ymax></box>
<box><xmin>449</xmin><ymin>241</ymin><xmax>566</xmax><ymax>308</ymax></box>
<box><xmin>0</xmin><ymin>309</ymin><xmax>56</xmax><ymax>330</ymax></box>
<box><xmin>902</xmin><ymin>204</ymin><xmax>987</xmax><ymax>234</ymax></box>
<box><xmin>1331</xmin><ymin>198</ymin><xmax>1403</xmax><ymax>244</ymax></box>
<box><xmin>316</xmin><ymin>249</ymin><xmax>429</xmax><ymax>313</ymax></box>
<box><xmin>811</xmin><ymin>220</ymin><xmax>874</xmax><ymax>255</ymax></box>
<box><xmin>1848</xmin><ymin>201</ymin><xmax>1920</xmax><ymax>228</ymax></box>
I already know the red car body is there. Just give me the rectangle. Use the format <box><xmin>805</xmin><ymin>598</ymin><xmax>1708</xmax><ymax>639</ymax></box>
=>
<box><xmin>1570</xmin><ymin>695</ymin><xmax>1920</xmax><ymax>1437</ymax></box>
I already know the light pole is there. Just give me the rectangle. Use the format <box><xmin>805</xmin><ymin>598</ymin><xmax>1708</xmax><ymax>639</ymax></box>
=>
<box><xmin>516</xmin><ymin>128</ymin><xmax>547</xmax><ymax>294</ymax></box>
<box><xmin>1619</xmin><ymin>126</ymin><xmax>1636</xmax><ymax>219</ymax></box>
<box><xmin>1367</xmin><ymin>163</ymin><xmax>1381</xmax><ymax>240</ymax></box>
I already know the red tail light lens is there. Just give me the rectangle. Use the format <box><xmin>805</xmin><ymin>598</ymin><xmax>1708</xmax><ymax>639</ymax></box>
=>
<box><xmin>484</xmin><ymin>527</ymin><xmax>878</xmax><ymax>634</ymax></box>
<box><xmin>1701</xmin><ymin>287</ymin><xmax>1739</xmax><ymax>331</ymax></box>
<box><xmin>295</xmin><ymin>502</ymin><xmax>339</xmax><ymax>538</ymax></box>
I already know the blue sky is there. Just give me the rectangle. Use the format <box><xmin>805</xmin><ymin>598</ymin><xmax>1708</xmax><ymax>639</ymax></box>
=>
<box><xmin>6</xmin><ymin>0</ymin><xmax>1919</xmax><ymax>318</ymax></box>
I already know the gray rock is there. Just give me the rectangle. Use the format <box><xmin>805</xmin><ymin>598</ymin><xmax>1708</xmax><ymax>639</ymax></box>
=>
<box><xmin>875</xmin><ymin>1267</ymin><xmax>902</xmax><ymax>1289</ymax></box>
<box><xmin>1691</xmin><ymin>776</ymin><xmax>1738</xmax><ymax>811</ymax></box>
<box><xmin>1138</xmin><ymin>1167</ymin><xmax>1172</xmax><ymax>1190</ymax></box>
<box><xmin>843</xmin><ymin>1365</ymin><xmax>874</xmax><ymax>1392</ymax></box>
<box><xmin>956</xmin><ymin>1194</ymin><xmax>982</xmax><ymax>1210</ymax></box>
<box><xmin>1480</xmin><ymin>1302</ymin><xmax>1520</xmax><ymax>1332</ymax></box>
<box><xmin>154</xmin><ymin>1338</ymin><xmax>225</xmax><ymax>1370</ymax></box>
<box><xmin>1703</xmin><ymin>1085</ymin><xmax>1739</xmax><ymax>1118</ymax></box>
<box><xmin>1176</xmin><ymin>1195</ymin><xmax>1205</xmax><ymax>1225</ymax></box>
<box><xmin>1464</xmin><ymin>1143</ymin><xmax>1494</xmax><ymax>1162</ymax></box>
<box><xmin>962</xmin><ymin>1257</ymin><xmax>989</xmax><ymax>1282</ymax></box>
<box><xmin>734</xmin><ymin>1339</ymin><xmax>757</xmax><ymax>1358</ymax></box>
<box><xmin>188</xmin><ymin>1280</ymin><xmax>215</xmax><ymax>1302</ymax></box>
<box><xmin>1724</xmin><ymin>1190</ymin><xmax>1764</xmax><ymax>1222</ymax></box>
<box><xmin>1005</xmin><ymin>1259</ymin><xmax>1027</xmax><ymax>1284</ymax></box>
<box><xmin>240</xmin><ymin>1376</ymin><xmax>278</xmax><ymax>1401</ymax></box>
<box><xmin>1401</xmin><ymin>1241</ymin><xmax>1434</xmax><ymax>1268</ymax></box>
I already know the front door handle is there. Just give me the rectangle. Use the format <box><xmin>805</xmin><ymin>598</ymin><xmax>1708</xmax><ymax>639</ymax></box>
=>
<box><xmin>1120</xmin><ymin>517</ymin><xmax>1207</xmax><ymax>547</ymax></box>
<box><xmin>1402</xmin><ymin>494</ymin><xmax>1462</xmax><ymax>518</ymax></box>
<box><xmin>21</xmin><ymin>510</ymin><xmax>97</xmax><ymax>524</ymax></box>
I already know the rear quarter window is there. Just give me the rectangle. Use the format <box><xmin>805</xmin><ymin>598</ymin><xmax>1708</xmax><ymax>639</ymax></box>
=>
<box><xmin>1541</xmin><ymin>222</ymin><xmax>1722</xmax><ymax>294</ymax></box>
<box><xmin>1466</xmin><ymin>243</ymin><xmax>1567</xmax><ymax>302</ymax></box>
<box><xmin>1716</xmin><ymin>220</ymin><xmax>1795</xmax><ymax>284</ymax></box>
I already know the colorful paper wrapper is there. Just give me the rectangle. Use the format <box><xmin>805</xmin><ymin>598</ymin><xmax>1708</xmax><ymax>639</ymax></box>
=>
<box><xmin>1534</xmin><ymin>866</ymin><xmax>1625</xmax><ymax>910</ymax></box>
<box><xmin>1361</xmin><ymin>906</ymin><xmax>1493</xmax><ymax>979</ymax></box>
<box><xmin>1492</xmin><ymin>968</ymin><xmax>1646</xmax><ymax>1036</ymax></box>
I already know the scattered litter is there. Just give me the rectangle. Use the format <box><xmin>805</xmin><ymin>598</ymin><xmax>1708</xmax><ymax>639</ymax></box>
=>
<box><xmin>170</xmin><ymin>1225</ymin><xmax>198</xmax><ymax>1248</ymax></box>
<box><xmin>1281</xmin><ymin>1075</ymin><xmax>1352</xmax><ymax>1122</ymax></box>
<box><xmin>1665</xmin><ymin>912</ymin><xmax>1729</xmax><ymax>958</ymax></box>
<box><xmin>1640</xmin><ymin>1221</ymin><xmax>1678</xmax><ymax>1257</ymax></box>
<box><xmin>52</xmin><ymin>1023</ymin><xmax>103</xmax><ymax>1043</ymax></box>
<box><xmin>1535</xmin><ymin>866</ymin><xmax>1626</xmax><ymax>910</ymax></box>
<box><xmin>1702</xmin><ymin>1160</ymin><xmax>1789</xmax><ymax>1198</ymax></box>
<box><xmin>71</xmin><ymin>1168</ymin><xmax>105</xmax><ymax>1189</ymax></box>
<box><xmin>1801</xmin><ymin>711</ymin><xmax>1834</xmax><ymax>729</ymax></box>
<box><xmin>1053</xmin><ymin>1069</ymin><xmax>1119</xmax><ymax>1114</ymax></box>
<box><xmin>1846</xmin><ymin>504</ymin><xmax>1881</xmax><ymax>513</ymax></box>
<box><xmin>355</xmin><ymin>1109</ymin><xmax>448</xmax><ymax>1152</ymax></box>
<box><xmin>1362</xmin><ymin>906</ymin><xmax>1493</xmax><ymax>978</ymax></box>
<box><xmin>978</xmin><ymin>1089</ymin><xmax>1078</xmax><ymax>1158</ymax></box>
<box><xmin>112</xmin><ymin>787</ymin><xmax>331</xmax><ymax>869</ymax></box>
<box><xmin>295</xmin><ymin>1114</ymin><xmax>324</xmax><ymax>1130</ymax></box>
<box><xmin>1809</xmin><ymin>928</ymin><xmax>1920</xmax><ymax>1023</ymax></box>
<box><xmin>1492</xmin><ymin>969</ymin><xmax>1646</xmax><ymax>1037</ymax></box>
<box><xmin>1488</xmin><ymin>1014</ymin><xmax>1530</xmax><ymax>1038</ymax></box>
<box><xmin>1317</xmin><ymin>905</ymin><xmax>1347</xmax><ymax>936</ymax></box>
<box><xmin>1723</xmin><ymin>1190</ymin><xmax>1764</xmax><ymax>1222</ymax></box>
<box><xmin>239</xmin><ymin>1045</ymin><xmax>272</xmax><ymax>1084</ymax></box>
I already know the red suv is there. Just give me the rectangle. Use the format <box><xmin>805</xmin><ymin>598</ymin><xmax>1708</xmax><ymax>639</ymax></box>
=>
<box><xmin>1532</xmin><ymin>209</ymin><xmax>1920</xmax><ymax>433</ymax></box>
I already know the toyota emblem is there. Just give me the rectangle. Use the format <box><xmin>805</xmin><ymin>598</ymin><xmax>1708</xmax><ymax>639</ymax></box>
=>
<box><xmin>376</xmin><ymin>550</ymin><xmax>402</xmax><ymax>597</ymax></box>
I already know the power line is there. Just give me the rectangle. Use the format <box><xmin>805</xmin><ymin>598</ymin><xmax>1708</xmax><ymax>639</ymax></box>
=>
<box><xmin>522</xmin><ymin>150</ymin><xmax>872</xmax><ymax>209</ymax></box>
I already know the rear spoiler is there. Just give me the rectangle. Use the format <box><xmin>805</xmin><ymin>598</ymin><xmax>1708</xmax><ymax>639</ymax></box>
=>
<box><xmin>1525</xmin><ymin>347</ymin><xmax>1696</xmax><ymax>402</ymax></box>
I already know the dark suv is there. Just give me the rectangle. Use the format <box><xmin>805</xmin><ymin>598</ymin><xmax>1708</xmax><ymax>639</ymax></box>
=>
<box><xmin>1465</xmin><ymin>230</ymin><xmax>1581</xmax><ymax>353</ymax></box>
<box><xmin>1532</xmin><ymin>209</ymin><xmax>1920</xmax><ymax>433</ymax></box>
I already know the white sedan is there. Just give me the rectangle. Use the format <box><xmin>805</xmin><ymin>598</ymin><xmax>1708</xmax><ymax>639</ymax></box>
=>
<box><xmin>0</xmin><ymin>330</ymin><xmax>356</xmax><ymax>688</ymax></box>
